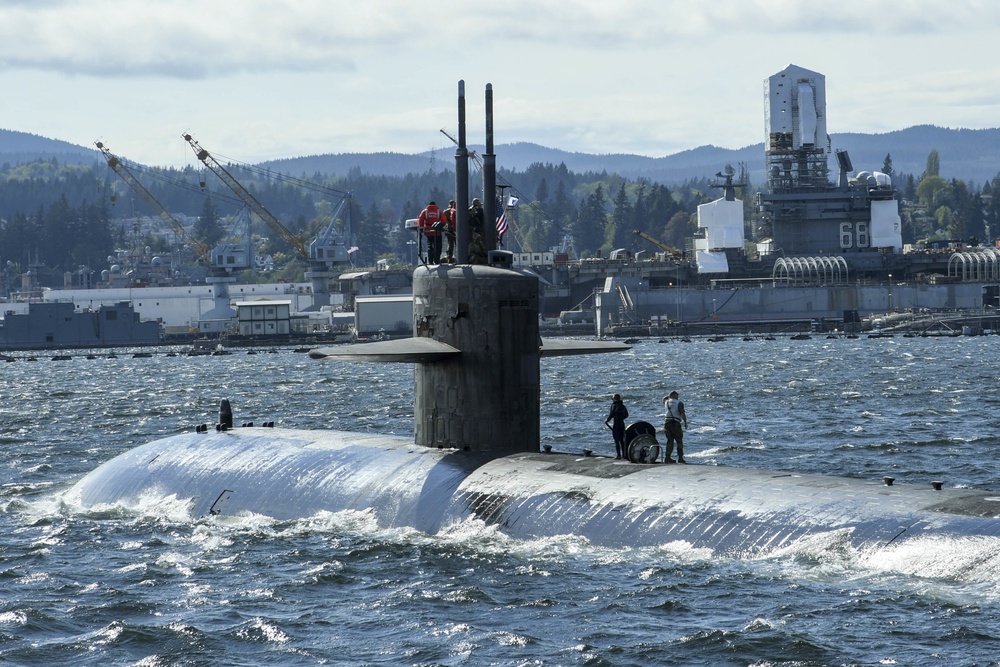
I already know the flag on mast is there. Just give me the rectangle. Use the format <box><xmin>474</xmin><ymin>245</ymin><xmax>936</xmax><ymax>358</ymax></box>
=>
<box><xmin>495</xmin><ymin>196</ymin><xmax>508</xmax><ymax>243</ymax></box>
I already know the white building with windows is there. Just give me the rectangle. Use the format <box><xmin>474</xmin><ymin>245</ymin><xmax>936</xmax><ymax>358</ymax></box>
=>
<box><xmin>234</xmin><ymin>299</ymin><xmax>292</xmax><ymax>336</ymax></box>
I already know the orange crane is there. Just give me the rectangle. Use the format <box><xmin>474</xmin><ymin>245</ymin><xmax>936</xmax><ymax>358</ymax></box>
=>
<box><xmin>96</xmin><ymin>141</ymin><xmax>211</xmax><ymax>266</ymax></box>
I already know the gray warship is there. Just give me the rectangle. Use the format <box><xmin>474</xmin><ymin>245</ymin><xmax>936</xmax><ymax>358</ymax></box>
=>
<box><xmin>540</xmin><ymin>65</ymin><xmax>995</xmax><ymax>334</ymax></box>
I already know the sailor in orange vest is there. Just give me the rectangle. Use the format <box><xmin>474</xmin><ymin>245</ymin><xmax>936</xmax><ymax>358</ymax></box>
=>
<box><xmin>418</xmin><ymin>201</ymin><xmax>444</xmax><ymax>264</ymax></box>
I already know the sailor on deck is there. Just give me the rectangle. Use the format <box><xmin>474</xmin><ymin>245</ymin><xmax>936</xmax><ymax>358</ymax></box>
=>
<box><xmin>604</xmin><ymin>393</ymin><xmax>629</xmax><ymax>459</ymax></box>
<box><xmin>663</xmin><ymin>390</ymin><xmax>687</xmax><ymax>463</ymax></box>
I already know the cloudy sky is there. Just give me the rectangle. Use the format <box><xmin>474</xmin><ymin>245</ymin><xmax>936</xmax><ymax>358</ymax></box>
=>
<box><xmin>3</xmin><ymin>0</ymin><xmax>997</xmax><ymax>168</ymax></box>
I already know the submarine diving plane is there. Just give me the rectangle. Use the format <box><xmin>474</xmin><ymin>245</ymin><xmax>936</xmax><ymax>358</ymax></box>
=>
<box><xmin>68</xmin><ymin>83</ymin><xmax>1000</xmax><ymax>558</ymax></box>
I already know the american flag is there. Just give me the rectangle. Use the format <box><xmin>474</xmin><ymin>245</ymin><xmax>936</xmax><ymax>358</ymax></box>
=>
<box><xmin>495</xmin><ymin>196</ymin><xmax>508</xmax><ymax>243</ymax></box>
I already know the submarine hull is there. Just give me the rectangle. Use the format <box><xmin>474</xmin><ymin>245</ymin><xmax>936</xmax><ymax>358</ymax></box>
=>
<box><xmin>68</xmin><ymin>427</ymin><xmax>1000</xmax><ymax>556</ymax></box>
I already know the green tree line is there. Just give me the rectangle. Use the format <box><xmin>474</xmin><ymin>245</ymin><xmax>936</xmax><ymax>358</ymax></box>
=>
<box><xmin>892</xmin><ymin>149</ymin><xmax>994</xmax><ymax>245</ymax></box>
<box><xmin>2</xmin><ymin>150</ymin><xmax>998</xmax><ymax>290</ymax></box>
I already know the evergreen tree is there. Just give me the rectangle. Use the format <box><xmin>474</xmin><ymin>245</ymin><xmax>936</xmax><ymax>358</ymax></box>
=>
<box><xmin>983</xmin><ymin>179</ymin><xmax>999</xmax><ymax>241</ymax></box>
<box><xmin>0</xmin><ymin>211</ymin><xmax>35</xmax><ymax>266</ymax></box>
<box><xmin>631</xmin><ymin>183</ymin><xmax>649</xmax><ymax>237</ymax></box>
<box><xmin>967</xmin><ymin>192</ymin><xmax>987</xmax><ymax>243</ymax></box>
<box><xmin>646</xmin><ymin>184</ymin><xmax>680</xmax><ymax>245</ymax></box>
<box><xmin>357</xmin><ymin>200</ymin><xmax>390</xmax><ymax>266</ymax></box>
<box><xmin>43</xmin><ymin>194</ymin><xmax>74</xmax><ymax>268</ymax></box>
<box><xmin>609</xmin><ymin>183</ymin><xmax>632</xmax><ymax>251</ymax></box>
<box><xmin>71</xmin><ymin>198</ymin><xmax>113</xmax><ymax>268</ymax></box>
<box><xmin>902</xmin><ymin>173</ymin><xmax>917</xmax><ymax>202</ymax></box>
<box><xmin>534</xmin><ymin>178</ymin><xmax>549</xmax><ymax>206</ymax></box>
<box><xmin>548</xmin><ymin>180</ymin><xmax>574</xmax><ymax>249</ymax></box>
<box><xmin>882</xmin><ymin>153</ymin><xmax>894</xmax><ymax>177</ymax></box>
<box><xmin>573</xmin><ymin>184</ymin><xmax>607</xmax><ymax>256</ymax></box>
<box><xmin>194</xmin><ymin>197</ymin><xmax>224</xmax><ymax>248</ymax></box>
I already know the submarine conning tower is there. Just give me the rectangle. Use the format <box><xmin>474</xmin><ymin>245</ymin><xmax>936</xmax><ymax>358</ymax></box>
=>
<box><xmin>309</xmin><ymin>81</ymin><xmax>627</xmax><ymax>455</ymax></box>
<box><xmin>413</xmin><ymin>261</ymin><xmax>539</xmax><ymax>453</ymax></box>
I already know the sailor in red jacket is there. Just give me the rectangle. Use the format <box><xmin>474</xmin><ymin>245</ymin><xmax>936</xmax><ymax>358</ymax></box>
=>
<box><xmin>441</xmin><ymin>199</ymin><xmax>457</xmax><ymax>263</ymax></box>
<box><xmin>418</xmin><ymin>201</ymin><xmax>444</xmax><ymax>264</ymax></box>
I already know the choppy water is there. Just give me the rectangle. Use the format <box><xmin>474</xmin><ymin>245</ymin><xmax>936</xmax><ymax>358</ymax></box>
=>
<box><xmin>3</xmin><ymin>336</ymin><xmax>1000</xmax><ymax>666</ymax></box>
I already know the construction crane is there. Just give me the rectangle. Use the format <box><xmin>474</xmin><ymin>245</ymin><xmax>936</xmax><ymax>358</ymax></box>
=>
<box><xmin>182</xmin><ymin>133</ymin><xmax>309</xmax><ymax>258</ymax></box>
<box><xmin>439</xmin><ymin>128</ymin><xmax>528</xmax><ymax>252</ymax></box>
<box><xmin>632</xmin><ymin>230</ymin><xmax>684</xmax><ymax>259</ymax></box>
<box><xmin>96</xmin><ymin>140</ymin><xmax>211</xmax><ymax>266</ymax></box>
<box><xmin>182</xmin><ymin>133</ymin><xmax>351</xmax><ymax>309</ymax></box>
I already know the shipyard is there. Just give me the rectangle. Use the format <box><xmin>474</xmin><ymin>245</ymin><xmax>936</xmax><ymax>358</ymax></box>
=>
<box><xmin>3</xmin><ymin>64</ymin><xmax>999</xmax><ymax>351</ymax></box>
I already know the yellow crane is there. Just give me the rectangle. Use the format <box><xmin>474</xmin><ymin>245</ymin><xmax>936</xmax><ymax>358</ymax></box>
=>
<box><xmin>95</xmin><ymin>141</ymin><xmax>211</xmax><ymax>266</ymax></box>
<box><xmin>182</xmin><ymin>133</ymin><xmax>309</xmax><ymax>259</ymax></box>
<box><xmin>632</xmin><ymin>230</ymin><xmax>684</xmax><ymax>258</ymax></box>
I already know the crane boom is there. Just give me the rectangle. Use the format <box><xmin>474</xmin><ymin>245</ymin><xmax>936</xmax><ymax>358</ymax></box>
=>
<box><xmin>633</xmin><ymin>229</ymin><xmax>683</xmax><ymax>258</ymax></box>
<box><xmin>182</xmin><ymin>133</ymin><xmax>308</xmax><ymax>258</ymax></box>
<box><xmin>439</xmin><ymin>128</ymin><xmax>529</xmax><ymax>252</ymax></box>
<box><xmin>96</xmin><ymin>141</ymin><xmax>211</xmax><ymax>265</ymax></box>
<box><xmin>440</xmin><ymin>128</ymin><xmax>483</xmax><ymax>170</ymax></box>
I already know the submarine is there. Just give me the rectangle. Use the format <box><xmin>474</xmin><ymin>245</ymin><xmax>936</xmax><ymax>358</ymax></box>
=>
<box><xmin>68</xmin><ymin>82</ymin><xmax>1000</xmax><ymax>558</ymax></box>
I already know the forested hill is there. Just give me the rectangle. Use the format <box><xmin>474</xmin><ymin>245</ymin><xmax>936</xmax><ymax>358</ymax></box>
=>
<box><xmin>1</xmin><ymin>125</ymin><xmax>997</xmax><ymax>292</ymax></box>
<box><xmin>831</xmin><ymin>126</ymin><xmax>1000</xmax><ymax>187</ymax></box>
<box><xmin>260</xmin><ymin>126</ymin><xmax>1000</xmax><ymax>187</ymax></box>
<box><xmin>2</xmin><ymin>125</ymin><xmax>998</xmax><ymax>185</ymax></box>
<box><xmin>0</xmin><ymin>129</ymin><xmax>100</xmax><ymax>166</ymax></box>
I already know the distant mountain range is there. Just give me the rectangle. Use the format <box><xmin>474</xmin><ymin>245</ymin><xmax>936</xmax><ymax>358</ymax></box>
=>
<box><xmin>2</xmin><ymin>125</ymin><xmax>998</xmax><ymax>187</ymax></box>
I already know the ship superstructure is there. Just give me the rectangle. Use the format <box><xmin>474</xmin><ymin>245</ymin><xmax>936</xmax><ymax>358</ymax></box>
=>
<box><xmin>755</xmin><ymin>64</ymin><xmax>903</xmax><ymax>280</ymax></box>
<box><xmin>690</xmin><ymin>65</ymin><xmax>904</xmax><ymax>285</ymax></box>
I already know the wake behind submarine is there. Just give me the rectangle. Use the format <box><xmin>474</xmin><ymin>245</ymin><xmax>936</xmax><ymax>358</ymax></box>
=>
<box><xmin>69</xmin><ymin>82</ymin><xmax>1000</xmax><ymax>557</ymax></box>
